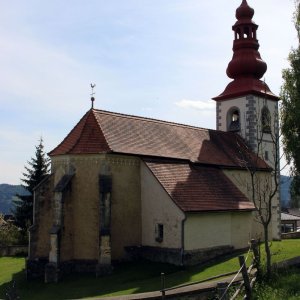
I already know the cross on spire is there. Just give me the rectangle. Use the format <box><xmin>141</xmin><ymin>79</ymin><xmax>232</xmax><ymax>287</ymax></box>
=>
<box><xmin>90</xmin><ymin>83</ymin><xmax>96</xmax><ymax>109</ymax></box>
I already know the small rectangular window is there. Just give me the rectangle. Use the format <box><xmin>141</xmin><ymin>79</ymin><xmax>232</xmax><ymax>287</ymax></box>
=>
<box><xmin>265</xmin><ymin>151</ymin><xmax>269</xmax><ymax>161</ymax></box>
<box><xmin>155</xmin><ymin>223</ymin><xmax>164</xmax><ymax>243</ymax></box>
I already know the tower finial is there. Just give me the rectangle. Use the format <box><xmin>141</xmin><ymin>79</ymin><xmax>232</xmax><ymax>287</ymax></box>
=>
<box><xmin>90</xmin><ymin>83</ymin><xmax>96</xmax><ymax>109</ymax></box>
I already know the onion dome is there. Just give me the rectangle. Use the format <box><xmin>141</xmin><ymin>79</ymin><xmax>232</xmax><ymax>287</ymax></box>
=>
<box><xmin>213</xmin><ymin>0</ymin><xmax>278</xmax><ymax>101</ymax></box>
<box><xmin>236</xmin><ymin>0</ymin><xmax>254</xmax><ymax>20</ymax></box>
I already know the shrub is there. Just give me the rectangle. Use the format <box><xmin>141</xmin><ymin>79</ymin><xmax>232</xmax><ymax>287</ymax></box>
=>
<box><xmin>0</xmin><ymin>215</ymin><xmax>26</xmax><ymax>246</ymax></box>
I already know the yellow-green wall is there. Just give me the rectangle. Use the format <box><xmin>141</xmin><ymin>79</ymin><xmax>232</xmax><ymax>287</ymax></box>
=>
<box><xmin>184</xmin><ymin>212</ymin><xmax>252</xmax><ymax>251</ymax></box>
<box><xmin>51</xmin><ymin>154</ymin><xmax>141</xmax><ymax>261</ymax></box>
<box><xmin>223</xmin><ymin>169</ymin><xmax>280</xmax><ymax>240</ymax></box>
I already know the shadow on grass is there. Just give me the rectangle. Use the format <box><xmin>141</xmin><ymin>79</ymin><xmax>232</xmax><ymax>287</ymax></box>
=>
<box><xmin>0</xmin><ymin>252</ymin><xmax>245</xmax><ymax>300</ymax></box>
<box><xmin>0</xmin><ymin>261</ymin><xmax>179</xmax><ymax>300</ymax></box>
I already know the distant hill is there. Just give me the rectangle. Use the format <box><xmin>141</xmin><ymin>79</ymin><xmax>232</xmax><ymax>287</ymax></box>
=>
<box><xmin>0</xmin><ymin>184</ymin><xmax>31</xmax><ymax>215</ymax></box>
<box><xmin>280</xmin><ymin>175</ymin><xmax>292</xmax><ymax>208</ymax></box>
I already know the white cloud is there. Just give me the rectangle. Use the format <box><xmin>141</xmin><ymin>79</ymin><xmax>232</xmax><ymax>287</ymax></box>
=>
<box><xmin>175</xmin><ymin>99</ymin><xmax>215</xmax><ymax>111</ymax></box>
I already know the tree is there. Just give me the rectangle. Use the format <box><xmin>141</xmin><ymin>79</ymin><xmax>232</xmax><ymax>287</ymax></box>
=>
<box><xmin>290</xmin><ymin>175</ymin><xmax>300</xmax><ymax>208</ymax></box>
<box><xmin>280</xmin><ymin>1</ymin><xmax>300</xmax><ymax>207</ymax></box>
<box><xmin>13</xmin><ymin>138</ymin><xmax>50</xmax><ymax>232</ymax></box>
<box><xmin>234</xmin><ymin>107</ymin><xmax>280</xmax><ymax>279</ymax></box>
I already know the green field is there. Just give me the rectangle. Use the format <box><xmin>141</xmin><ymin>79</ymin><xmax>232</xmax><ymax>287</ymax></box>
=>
<box><xmin>0</xmin><ymin>240</ymin><xmax>299</xmax><ymax>300</ymax></box>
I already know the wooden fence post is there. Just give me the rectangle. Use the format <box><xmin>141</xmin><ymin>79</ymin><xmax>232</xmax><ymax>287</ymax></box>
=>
<box><xmin>161</xmin><ymin>272</ymin><xmax>165</xmax><ymax>299</ymax></box>
<box><xmin>238</xmin><ymin>255</ymin><xmax>251</xmax><ymax>300</ymax></box>
<box><xmin>250</xmin><ymin>239</ymin><xmax>260</xmax><ymax>276</ymax></box>
<box><xmin>217</xmin><ymin>282</ymin><xmax>228</xmax><ymax>300</ymax></box>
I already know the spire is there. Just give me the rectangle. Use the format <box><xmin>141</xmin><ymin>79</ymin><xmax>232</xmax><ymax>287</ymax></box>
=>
<box><xmin>213</xmin><ymin>0</ymin><xmax>278</xmax><ymax>101</ymax></box>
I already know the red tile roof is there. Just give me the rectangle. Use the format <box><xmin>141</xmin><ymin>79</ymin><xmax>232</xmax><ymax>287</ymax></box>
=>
<box><xmin>49</xmin><ymin>109</ymin><xmax>269</xmax><ymax>170</ymax></box>
<box><xmin>144</xmin><ymin>159</ymin><xmax>255</xmax><ymax>212</ymax></box>
<box><xmin>50</xmin><ymin>110</ymin><xmax>110</xmax><ymax>156</ymax></box>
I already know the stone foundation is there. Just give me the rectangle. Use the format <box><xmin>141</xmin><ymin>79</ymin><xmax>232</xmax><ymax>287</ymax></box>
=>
<box><xmin>45</xmin><ymin>262</ymin><xmax>60</xmax><ymax>283</ymax></box>
<box><xmin>26</xmin><ymin>259</ymin><xmax>113</xmax><ymax>281</ymax></box>
<box><xmin>27</xmin><ymin>245</ymin><xmax>236</xmax><ymax>281</ymax></box>
<box><xmin>26</xmin><ymin>258</ymin><xmax>48</xmax><ymax>280</ymax></box>
<box><xmin>125</xmin><ymin>245</ymin><xmax>235</xmax><ymax>266</ymax></box>
<box><xmin>183</xmin><ymin>245</ymin><xmax>234</xmax><ymax>266</ymax></box>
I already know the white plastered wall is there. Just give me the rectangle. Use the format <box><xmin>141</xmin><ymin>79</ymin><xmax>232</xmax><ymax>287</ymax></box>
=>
<box><xmin>217</xmin><ymin>95</ymin><xmax>279</xmax><ymax>165</ymax></box>
<box><xmin>140</xmin><ymin>162</ymin><xmax>185</xmax><ymax>249</ymax></box>
<box><xmin>216</xmin><ymin>96</ymin><xmax>247</xmax><ymax>134</ymax></box>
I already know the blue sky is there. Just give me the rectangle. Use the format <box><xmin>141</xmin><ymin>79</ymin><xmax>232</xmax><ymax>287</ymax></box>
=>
<box><xmin>0</xmin><ymin>0</ymin><xmax>297</xmax><ymax>184</ymax></box>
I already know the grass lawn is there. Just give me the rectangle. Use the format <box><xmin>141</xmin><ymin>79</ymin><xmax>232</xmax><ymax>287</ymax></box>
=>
<box><xmin>0</xmin><ymin>239</ymin><xmax>299</xmax><ymax>300</ymax></box>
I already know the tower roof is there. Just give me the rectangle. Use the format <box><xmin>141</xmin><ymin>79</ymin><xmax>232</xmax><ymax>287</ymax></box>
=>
<box><xmin>213</xmin><ymin>0</ymin><xmax>279</xmax><ymax>101</ymax></box>
<box><xmin>236</xmin><ymin>0</ymin><xmax>254</xmax><ymax>21</ymax></box>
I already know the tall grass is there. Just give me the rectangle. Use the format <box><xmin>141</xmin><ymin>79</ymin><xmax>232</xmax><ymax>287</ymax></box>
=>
<box><xmin>253</xmin><ymin>268</ymin><xmax>300</xmax><ymax>300</ymax></box>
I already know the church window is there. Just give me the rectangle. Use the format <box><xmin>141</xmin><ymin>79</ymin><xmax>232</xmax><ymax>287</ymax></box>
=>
<box><xmin>228</xmin><ymin>108</ymin><xmax>240</xmax><ymax>132</ymax></box>
<box><xmin>155</xmin><ymin>223</ymin><xmax>164</xmax><ymax>243</ymax></box>
<box><xmin>261</xmin><ymin>107</ymin><xmax>271</xmax><ymax>133</ymax></box>
<box><xmin>99</xmin><ymin>175</ymin><xmax>112</xmax><ymax>235</ymax></box>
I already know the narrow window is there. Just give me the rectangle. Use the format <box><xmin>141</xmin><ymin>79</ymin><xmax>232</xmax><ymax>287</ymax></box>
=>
<box><xmin>228</xmin><ymin>109</ymin><xmax>240</xmax><ymax>132</ymax></box>
<box><xmin>155</xmin><ymin>223</ymin><xmax>164</xmax><ymax>243</ymax></box>
<box><xmin>261</xmin><ymin>107</ymin><xmax>271</xmax><ymax>133</ymax></box>
<box><xmin>265</xmin><ymin>151</ymin><xmax>269</xmax><ymax>161</ymax></box>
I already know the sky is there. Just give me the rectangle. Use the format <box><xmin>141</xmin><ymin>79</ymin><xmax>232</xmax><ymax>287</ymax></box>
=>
<box><xmin>0</xmin><ymin>0</ymin><xmax>297</xmax><ymax>184</ymax></box>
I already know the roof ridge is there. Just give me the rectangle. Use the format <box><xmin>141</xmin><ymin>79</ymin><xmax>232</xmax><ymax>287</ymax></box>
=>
<box><xmin>67</xmin><ymin>112</ymin><xmax>90</xmax><ymax>154</ymax></box>
<box><xmin>92</xmin><ymin>108</ymin><xmax>222</xmax><ymax>133</ymax></box>
<box><xmin>91</xmin><ymin>110</ymin><xmax>112</xmax><ymax>151</ymax></box>
<box><xmin>49</xmin><ymin>110</ymin><xmax>90</xmax><ymax>156</ymax></box>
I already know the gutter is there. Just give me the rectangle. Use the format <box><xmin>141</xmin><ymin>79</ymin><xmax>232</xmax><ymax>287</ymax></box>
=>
<box><xmin>181</xmin><ymin>215</ymin><xmax>187</xmax><ymax>266</ymax></box>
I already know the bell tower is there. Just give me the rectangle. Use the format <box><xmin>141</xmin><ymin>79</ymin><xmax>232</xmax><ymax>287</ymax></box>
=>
<box><xmin>213</xmin><ymin>0</ymin><xmax>279</xmax><ymax>166</ymax></box>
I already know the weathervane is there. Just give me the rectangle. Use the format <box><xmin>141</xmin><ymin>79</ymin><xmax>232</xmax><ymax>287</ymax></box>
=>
<box><xmin>90</xmin><ymin>83</ymin><xmax>96</xmax><ymax>109</ymax></box>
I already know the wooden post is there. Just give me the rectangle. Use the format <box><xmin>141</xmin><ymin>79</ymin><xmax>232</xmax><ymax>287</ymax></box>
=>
<box><xmin>238</xmin><ymin>255</ymin><xmax>251</xmax><ymax>299</ymax></box>
<box><xmin>250</xmin><ymin>239</ymin><xmax>260</xmax><ymax>277</ymax></box>
<box><xmin>161</xmin><ymin>272</ymin><xmax>165</xmax><ymax>299</ymax></box>
<box><xmin>217</xmin><ymin>282</ymin><xmax>228</xmax><ymax>300</ymax></box>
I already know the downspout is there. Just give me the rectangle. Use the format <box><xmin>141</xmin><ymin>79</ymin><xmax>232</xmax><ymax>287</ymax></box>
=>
<box><xmin>181</xmin><ymin>215</ymin><xmax>187</xmax><ymax>266</ymax></box>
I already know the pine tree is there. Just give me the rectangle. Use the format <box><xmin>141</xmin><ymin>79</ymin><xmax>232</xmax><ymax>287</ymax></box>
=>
<box><xmin>280</xmin><ymin>1</ymin><xmax>300</xmax><ymax>207</ymax></box>
<box><xmin>13</xmin><ymin>138</ymin><xmax>50</xmax><ymax>231</ymax></box>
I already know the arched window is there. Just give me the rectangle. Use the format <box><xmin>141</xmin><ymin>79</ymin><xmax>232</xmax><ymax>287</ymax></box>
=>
<box><xmin>261</xmin><ymin>107</ymin><xmax>271</xmax><ymax>133</ymax></box>
<box><xmin>243</xmin><ymin>26</ymin><xmax>250</xmax><ymax>38</ymax></box>
<box><xmin>236</xmin><ymin>28</ymin><xmax>241</xmax><ymax>40</ymax></box>
<box><xmin>227</xmin><ymin>108</ymin><xmax>240</xmax><ymax>132</ymax></box>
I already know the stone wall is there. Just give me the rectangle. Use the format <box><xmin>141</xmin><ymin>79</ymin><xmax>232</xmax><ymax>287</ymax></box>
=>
<box><xmin>0</xmin><ymin>245</ymin><xmax>28</xmax><ymax>257</ymax></box>
<box><xmin>281</xmin><ymin>232</ymin><xmax>300</xmax><ymax>239</ymax></box>
<box><xmin>26</xmin><ymin>258</ymin><xmax>106</xmax><ymax>280</ymax></box>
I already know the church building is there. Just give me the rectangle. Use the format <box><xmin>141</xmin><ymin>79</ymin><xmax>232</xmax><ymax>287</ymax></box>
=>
<box><xmin>27</xmin><ymin>0</ymin><xmax>280</xmax><ymax>282</ymax></box>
